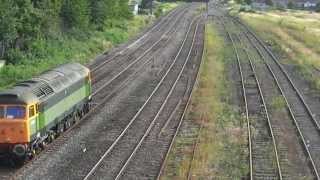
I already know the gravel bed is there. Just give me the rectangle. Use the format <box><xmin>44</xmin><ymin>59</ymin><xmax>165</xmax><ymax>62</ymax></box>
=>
<box><xmin>119</xmin><ymin>19</ymin><xmax>205</xmax><ymax>180</ymax></box>
<box><xmin>12</xmin><ymin>4</ymin><xmax>201</xmax><ymax>180</ymax></box>
<box><xmin>86</xmin><ymin>15</ymin><xmax>200</xmax><ymax>179</ymax></box>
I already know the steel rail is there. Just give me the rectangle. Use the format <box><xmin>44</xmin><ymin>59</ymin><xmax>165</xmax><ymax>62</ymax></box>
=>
<box><xmin>233</xmin><ymin>17</ymin><xmax>320</xmax><ymax>132</ymax></box>
<box><xmin>229</xmin><ymin>16</ymin><xmax>320</xmax><ymax>179</ymax></box>
<box><xmin>1</xmin><ymin>6</ymin><xmax>190</xmax><ymax>180</ymax></box>
<box><xmin>222</xmin><ymin>18</ymin><xmax>282</xmax><ymax>179</ymax></box>
<box><xmin>186</xmin><ymin>115</ymin><xmax>203</xmax><ymax>180</ymax></box>
<box><xmin>91</xmin><ymin>5</ymin><xmax>187</xmax><ymax>72</ymax></box>
<box><xmin>83</xmin><ymin>16</ymin><xmax>199</xmax><ymax>180</ymax></box>
<box><xmin>156</xmin><ymin>17</ymin><xmax>206</xmax><ymax>180</ymax></box>
<box><xmin>91</xmin><ymin>8</ymin><xmax>186</xmax><ymax>97</ymax></box>
<box><xmin>114</xmin><ymin>19</ymin><xmax>201</xmax><ymax>180</ymax></box>
<box><xmin>219</xmin><ymin>18</ymin><xmax>253</xmax><ymax>180</ymax></box>
<box><xmin>8</xmin><ymin>7</ymin><xmax>191</xmax><ymax>180</ymax></box>
<box><xmin>237</xmin><ymin>32</ymin><xmax>283</xmax><ymax>180</ymax></box>
<box><xmin>237</xmin><ymin>22</ymin><xmax>320</xmax><ymax>179</ymax></box>
<box><xmin>91</xmin><ymin>8</ymin><xmax>188</xmax><ymax>85</ymax></box>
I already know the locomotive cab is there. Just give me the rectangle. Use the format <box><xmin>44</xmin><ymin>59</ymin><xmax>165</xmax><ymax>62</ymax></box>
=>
<box><xmin>0</xmin><ymin>92</ymin><xmax>38</xmax><ymax>158</ymax></box>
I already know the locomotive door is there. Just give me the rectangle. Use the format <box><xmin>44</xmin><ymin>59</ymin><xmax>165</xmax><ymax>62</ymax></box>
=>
<box><xmin>28</xmin><ymin>104</ymin><xmax>39</xmax><ymax>136</ymax></box>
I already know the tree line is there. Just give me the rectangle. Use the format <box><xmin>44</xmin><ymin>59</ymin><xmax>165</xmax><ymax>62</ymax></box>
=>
<box><xmin>0</xmin><ymin>0</ymin><xmax>132</xmax><ymax>63</ymax></box>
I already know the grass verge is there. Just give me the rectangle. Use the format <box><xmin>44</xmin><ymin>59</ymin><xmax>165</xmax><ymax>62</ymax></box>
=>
<box><xmin>237</xmin><ymin>10</ymin><xmax>320</xmax><ymax>91</ymax></box>
<box><xmin>160</xmin><ymin>23</ymin><xmax>248</xmax><ymax>179</ymax></box>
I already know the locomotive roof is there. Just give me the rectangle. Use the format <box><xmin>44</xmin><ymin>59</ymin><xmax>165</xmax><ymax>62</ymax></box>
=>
<box><xmin>0</xmin><ymin>63</ymin><xmax>89</xmax><ymax>105</ymax></box>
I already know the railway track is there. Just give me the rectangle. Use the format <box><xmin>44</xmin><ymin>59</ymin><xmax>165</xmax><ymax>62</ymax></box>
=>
<box><xmin>88</xmin><ymin>5</ymin><xmax>186</xmax><ymax>71</ymax></box>
<box><xmin>235</xmin><ymin>19</ymin><xmax>320</xmax><ymax>179</ymax></box>
<box><xmin>121</xmin><ymin>18</ymin><xmax>204</xmax><ymax>180</ymax></box>
<box><xmin>90</xmin><ymin>6</ymin><xmax>188</xmax><ymax>85</ymax></box>
<box><xmin>90</xmin><ymin>9</ymin><xmax>187</xmax><ymax>100</ymax></box>
<box><xmin>0</xmin><ymin>5</ymin><xmax>198</xmax><ymax>180</ymax></box>
<box><xmin>82</xmin><ymin>16</ymin><xmax>202</xmax><ymax>180</ymax></box>
<box><xmin>226</xmin><ymin>15</ymin><xmax>320</xmax><ymax>179</ymax></box>
<box><xmin>219</xmin><ymin>17</ymin><xmax>282</xmax><ymax>180</ymax></box>
<box><xmin>11</xmin><ymin>4</ymin><xmax>203</xmax><ymax>180</ymax></box>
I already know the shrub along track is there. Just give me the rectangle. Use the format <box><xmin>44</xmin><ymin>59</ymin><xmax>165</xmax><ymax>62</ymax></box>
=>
<box><xmin>210</xmin><ymin>4</ymin><xmax>318</xmax><ymax>179</ymax></box>
<box><xmin>5</xmin><ymin>3</ymin><xmax>204</xmax><ymax>180</ymax></box>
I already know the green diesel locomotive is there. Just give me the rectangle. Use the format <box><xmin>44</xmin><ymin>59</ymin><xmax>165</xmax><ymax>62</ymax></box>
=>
<box><xmin>0</xmin><ymin>63</ymin><xmax>92</xmax><ymax>160</ymax></box>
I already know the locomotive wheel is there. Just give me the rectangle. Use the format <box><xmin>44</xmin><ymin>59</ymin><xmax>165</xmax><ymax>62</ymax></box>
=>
<box><xmin>84</xmin><ymin>103</ymin><xmax>90</xmax><ymax>114</ymax></box>
<box><xmin>73</xmin><ymin>112</ymin><xmax>80</xmax><ymax>123</ymax></box>
<box><xmin>57</xmin><ymin>122</ymin><xmax>64</xmax><ymax>135</ymax></box>
<box><xmin>64</xmin><ymin>118</ymin><xmax>72</xmax><ymax>130</ymax></box>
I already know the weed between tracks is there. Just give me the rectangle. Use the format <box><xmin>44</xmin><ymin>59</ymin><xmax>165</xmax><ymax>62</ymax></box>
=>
<box><xmin>160</xmin><ymin>23</ymin><xmax>248</xmax><ymax>179</ymax></box>
<box><xmin>238</xmin><ymin>11</ymin><xmax>320</xmax><ymax>91</ymax></box>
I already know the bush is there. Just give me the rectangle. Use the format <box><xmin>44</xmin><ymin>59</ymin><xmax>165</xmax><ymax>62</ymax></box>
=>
<box><xmin>316</xmin><ymin>3</ymin><xmax>320</xmax><ymax>12</ymax></box>
<box><xmin>6</xmin><ymin>49</ymin><xmax>25</xmax><ymax>64</ymax></box>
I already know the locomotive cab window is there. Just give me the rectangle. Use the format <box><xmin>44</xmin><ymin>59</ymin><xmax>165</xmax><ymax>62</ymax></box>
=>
<box><xmin>6</xmin><ymin>106</ymin><xmax>26</xmax><ymax>119</ymax></box>
<box><xmin>29</xmin><ymin>105</ymin><xmax>35</xmax><ymax>118</ymax></box>
<box><xmin>0</xmin><ymin>106</ymin><xmax>4</xmax><ymax>118</ymax></box>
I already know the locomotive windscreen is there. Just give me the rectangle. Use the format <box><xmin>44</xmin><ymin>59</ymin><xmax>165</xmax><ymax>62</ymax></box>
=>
<box><xmin>0</xmin><ymin>105</ymin><xmax>26</xmax><ymax>119</ymax></box>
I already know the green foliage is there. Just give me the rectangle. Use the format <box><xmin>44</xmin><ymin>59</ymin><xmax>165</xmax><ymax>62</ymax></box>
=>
<box><xmin>60</xmin><ymin>0</ymin><xmax>90</xmax><ymax>30</ymax></box>
<box><xmin>316</xmin><ymin>3</ymin><xmax>320</xmax><ymax>12</ymax></box>
<box><xmin>118</xmin><ymin>0</ymin><xmax>133</xmax><ymax>19</ymax></box>
<box><xmin>271</xmin><ymin>96</ymin><xmax>286</xmax><ymax>110</ymax></box>
<box><xmin>0</xmin><ymin>15</ymin><xmax>152</xmax><ymax>90</ymax></box>
<box><xmin>155</xmin><ymin>6</ymin><xmax>163</xmax><ymax>17</ymax></box>
<box><xmin>266</xmin><ymin>0</ymin><xmax>274</xmax><ymax>6</ymax></box>
<box><xmin>287</xmin><ymin>1</ymin><xmax>294</xmax><ymax>9</ymax></box>
<box><xmin>141</xmin><ymin>0</ymin><xmax>151</xmax><ymax>9</ymax></box>
<box><xmin>244</xmin><ymin>0</ymin><xmax>252</xmax><ymax>5</ymax></box>
<box><xmin>0</xmin><ymin>1</ymin><xmax>17</xmax><ymax>48</ymax></box>
<box><xmin>234</xmin><ymin>0</ymin><xmax>244</xmax><ymax>5</ymax></box>
<box><xmin>0</xmin><ymin>0</ymin><xmax>134</xmax><ymax>64</ymax></box>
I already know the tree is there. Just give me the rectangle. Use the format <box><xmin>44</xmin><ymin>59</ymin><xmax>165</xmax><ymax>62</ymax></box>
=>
<box><xmin>89</xmin><ymin>0</ymin><xmax>119</xmax><ymax>29</ymax></box>
<box><xmin>60</xmin><ymin>0</ymin><xmax>90</xmax><ymax>30</ymax></box>
<box><xmin>266</xmin><ymin>0</ymin><xmax>273</xmax><ymax>6</ymax></box>
<box><xmin>118</xmin><ymin>0</ymin><xmax>133</xmax><ymax>19</ymax></box>
<box><xmin>0</xmin><ymin>1</ymin><xmax>17</xmax><ymax>59</ymax></box>
<box><xmin>287</xmin><ymin>1</ymin><xmax>294</xmax><ymax>9</ymax></box>
<box><xmin>141</xmin><ymin>0</ymin><xmax>151</xmax><ymax>9</ymax></box>
<box><xmin>245</xmin><ymin>0</ymin><xmax>252</xmax><ymax>5</ymax></box>
<box><xmin>316</xmin><ymin>2</ymin><xmax>320</xmax><ymax>12</ymax></box>
<box><xmin>234</xmin><ymin>0</ymin><xmax>244</xmax><ymax>5</ymax></box>
<box><xmin>31</xmin><ymin>0</ymin><xmax>63</xmax><ymax>37</ymax></box>
<box><xmin>90</xmin><ymin>0</ymin><xmax>107</xmax><ymax>28</ymax></box>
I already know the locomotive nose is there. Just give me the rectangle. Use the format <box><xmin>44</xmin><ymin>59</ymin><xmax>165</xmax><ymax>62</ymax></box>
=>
<box><xmin>0</xmin><ymin>120</ymin><xmax>29</xmax><ymax>144</ymax></box>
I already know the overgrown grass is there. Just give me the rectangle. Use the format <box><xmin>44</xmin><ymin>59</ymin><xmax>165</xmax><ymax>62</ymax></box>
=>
<box><xmin>154</xmin><ymin>2</ymin><xmax>180</xmax><ymax>18</ymax></box>
<box><xmin>161</xmin><ymin>23</ymin><xmax>248</xmax><ymax>179</ymax></box>
<box><xmin>238</xmin><ymin>10</ymin><xmax>320</xmax><ymax>91</ymax></box>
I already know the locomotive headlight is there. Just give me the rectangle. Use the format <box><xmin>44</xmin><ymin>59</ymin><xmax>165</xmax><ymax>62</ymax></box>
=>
<box><xmin>13</xmin><ymin>144</ymin><xmax>27</xmax><ymax>157</ymax></box>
